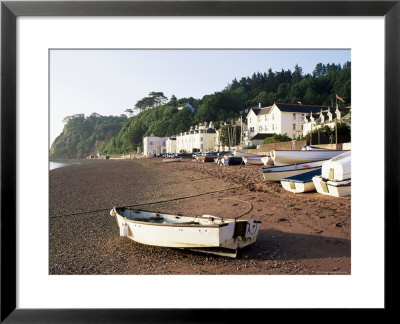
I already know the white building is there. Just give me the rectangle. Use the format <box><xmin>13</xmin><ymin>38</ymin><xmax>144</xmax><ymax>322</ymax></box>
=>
<box><xmin>177</xmin><ymin>102</ymin><xmax>195</xmax><ymax>113</ymax></box>
<box><xmin>165</xmin><ymin>137</ymin><xmax>177</xmax><ymax>154</ymax></box>
<box><xmin>143</xmin><ymin>134</ymin><xmax>169</xmax><ymax>156</ymax></box>
<box><xmin>245</xmin><ymin>103</ymin><xmax>347</xmax><ymax>141</ymax></box>
<box><xmin>174</xmin><ymin>121</ymin><xmax>217</xmax><ymax>153</ymax></box>
<box><xmin>302</xmin><ymin>106</ymin><xmax>351</xmax><ymax>136</ymax></box>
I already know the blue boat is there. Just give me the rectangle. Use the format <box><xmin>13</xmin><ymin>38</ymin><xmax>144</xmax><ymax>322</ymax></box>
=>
<box><xmin>223</xmin><ymin>156</ymin><xmax>243</xmax><ymax>166</ymax></box>
<box><xmin>280</xmin><ymin>168</ymin><xmax>322</xmax><ymax>193</ymax></box>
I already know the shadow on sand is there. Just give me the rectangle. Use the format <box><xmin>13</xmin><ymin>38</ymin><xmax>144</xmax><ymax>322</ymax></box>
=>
<box><xmin>237</xmin><ymin>229</ymin><xmax>350</xmax><ymax>261</ymax></box>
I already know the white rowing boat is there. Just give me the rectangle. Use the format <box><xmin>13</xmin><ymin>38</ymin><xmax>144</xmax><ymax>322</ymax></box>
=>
<box><xmin>162</xmin><ymin>157</ymin><xmax>182</xmax><ymax>163</ymax></box>
<box><xmin>312</xmin><ymin>176</ymin><xmax>351</xmax><ymax>197</ymax></box>
<box><xmin>234</xmin><ymin>151</ymin><xmax>260</xmax><ymax>157</ymax></box>
<box><xmin>262</xmin><ymin>159</ymin><xmax>328</xmax><ymax>182</ymax></box>
<box><xmin>271</xmin><ymin>150</ymin><xmax>347</xmax><ymax>166</ymax></box>
<box><xmin>321</xmin><ymin>151</ymin><xmax>351</xmax><ymax>181</ymax></box>
<box><xmin>242</xmin><ymin>155</ymin><xmax>265</xmax><ymax>165</ymax></box>
<box><xmin>110</xmin><ymin>207</ymin><xmax>261</xmax><ymax>258</ymax></box>
<box><xmin>280</xmin><ymin>168</ymin><xmax>322</xmax><ymax>193</ymax></box>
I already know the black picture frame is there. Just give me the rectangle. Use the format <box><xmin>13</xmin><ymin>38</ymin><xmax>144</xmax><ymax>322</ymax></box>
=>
<box><xmin>1</xmin><ymin>0</ymin><xmax>398</xmax><ymax>321</ymax></box>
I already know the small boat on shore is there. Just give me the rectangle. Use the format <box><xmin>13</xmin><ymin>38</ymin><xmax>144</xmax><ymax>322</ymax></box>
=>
<box><xmin>201</xmin><ymin>156</ymin><xmax>217</xmax><ymax>162</ymax></box>
<box><xmin>242</xmin><ymin>155</ymin><xmax>265</xmax><ymax>165</ymax></box>
<box><xmin>162</xmin><ymin>157</ymin><xmax>182</xmax><ymax>163</ymax></box>
<box><xmin>222</xmin><ymin>156</ymin><xmax>243</xmax><ymax>166</ymax></box>
<box><xmin>280</xmin><ymin>168</ymin><xmax>322</xmax><ymax>193</ymax></box>
<box><xmin>321</xmin><ymin>151</ymin><xmax>351</xmax><ymax>181</ymax></box>
<box><xmin>271</xmin><ymin>150</ymin><xmax>347</xmax><ymax>166</ymax></box>
<box><xmin>110</xmin><ymin>207</ymin><xmax>261</xmax><ymax>258</ymax></box>
<box><xmin>313</xmin><ymin>176</ymin><xmax>351</xmax><ymax>197</ymax></box>
<box><xmin>234</xmin><ymin>151</ymin><xmax>260</xmax><ymax>157</ymax></box>
<box><xmin>262</xmin><ymin>159</ymin><xmax>327</xmax><ymax>182</ymax></box>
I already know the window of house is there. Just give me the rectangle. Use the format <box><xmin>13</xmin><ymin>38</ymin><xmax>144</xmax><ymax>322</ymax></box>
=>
<box><xmin>293</xmin><ymin>113</ymin><xmax>296</xmax><ymax>120</ymax></box>
<box><xmin>200</xmin><ymin>137</ymin><xmax>203</xmax><ymax>142</ymax></box>
<box><xmin>149</xmin><ymin>141</ymin><xmax>154</xmax><ymax>146</ymax></box>
<box><xmin>249</xmin><ymin>118</ymin><xmax>252</xmax><ymax>123</ymax></box>
<box><xmin>272</xmin><ymin>114</ymin><xmax>274</xmax><ymax>120</ymax></box>
<box><xmin>293</xmin><ymin>123</ymin><xmax>296</xmax><ymax>130</ymax></box>
<box><xmin>272</xmin><ymin>124</ymin><xmax>274</xmax><ymax>131</ymax></box>
<box><xmin>258</xmin><ymin>126</ymin><xmax>263</xmax><ymax>132</ymax></box>
<box><xmin>250</xmin><ymin>127</ymin><xmax>255</xmax><ymax>133</ymax></box>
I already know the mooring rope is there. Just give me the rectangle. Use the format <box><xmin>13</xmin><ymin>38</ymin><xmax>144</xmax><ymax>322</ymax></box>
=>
<box><xmin>217</xmin><ymin>197</ymin><xmax>253</xmax><ymax>219</ymax></box>
<box><xmin>50</xmin><ymin>185</ymin><xmax>244</xmax><ymax>218</ymax></box>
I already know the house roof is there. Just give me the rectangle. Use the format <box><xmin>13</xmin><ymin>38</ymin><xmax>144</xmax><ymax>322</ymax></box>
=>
<box><xmin>250</xmin><ymin>108</ymin><xmax>261</xmax><ymax>115</ymax></box>
<box><xmin>258</xmin><ymin>106</ymin><xmax>273</xmax><ymax>115</ymax></box>
<box><xmin>249</xmin><ymin>133</ymin><xmax>274</xmax><ymax>140</ymax></box>
<box><xmin>274</xmin><ymin>103</ymin><xmax>331</xmax><ymax>114</ymax></box>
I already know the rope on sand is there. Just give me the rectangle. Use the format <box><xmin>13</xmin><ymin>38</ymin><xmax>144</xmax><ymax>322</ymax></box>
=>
<box><xmin>50</xmin><ymin>185</ymin><xmax>244</xmax><ymax>218</ymax></box>
<box><xmin>217</xmin><ymin>198</ymin><xmax>253</xmax><ymax>219</ymax></box>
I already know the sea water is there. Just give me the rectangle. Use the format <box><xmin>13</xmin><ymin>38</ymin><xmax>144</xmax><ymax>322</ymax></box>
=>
<box><xmin>50</xmin><ymin>161</ymin><xmax>77</xmax><ymax>170</ymax></box>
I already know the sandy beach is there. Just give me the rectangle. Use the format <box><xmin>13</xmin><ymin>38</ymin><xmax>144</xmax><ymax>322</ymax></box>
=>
<box><xmin>49</xmin><ymin>158</ymin><xmax>351</xmax><ymax>275</ymax></box>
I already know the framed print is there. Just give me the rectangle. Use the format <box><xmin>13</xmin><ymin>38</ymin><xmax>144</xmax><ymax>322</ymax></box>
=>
<box><xmin>1</xmin><ymin>0</ymin><xmax>398</xmax><ymax>321</ymax></box>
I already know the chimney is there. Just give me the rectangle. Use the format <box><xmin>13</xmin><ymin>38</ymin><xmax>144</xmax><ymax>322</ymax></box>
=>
<box><xmin>258</xmin><ymin>102</ymin><xmax>262</xmax><ymax>108</ymax></box>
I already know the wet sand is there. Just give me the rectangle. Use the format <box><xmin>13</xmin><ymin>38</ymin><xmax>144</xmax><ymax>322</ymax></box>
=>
<box><xmin>49</xmin><ymin>158</ymin><xmax>350</xmax><ymax>275</ymax></box>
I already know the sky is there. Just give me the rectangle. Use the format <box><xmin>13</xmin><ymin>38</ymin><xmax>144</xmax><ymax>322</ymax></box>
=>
<box><xmin>50</xmin><ymin>49</ymin><xmax>350</xmax><ymax>145</ymax></box>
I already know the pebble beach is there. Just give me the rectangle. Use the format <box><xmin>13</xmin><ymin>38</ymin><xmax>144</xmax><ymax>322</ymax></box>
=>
<box><xmin>49</xmin><ymin>158</ymin><xmax>351</xmax><ymax>275</ymax></box>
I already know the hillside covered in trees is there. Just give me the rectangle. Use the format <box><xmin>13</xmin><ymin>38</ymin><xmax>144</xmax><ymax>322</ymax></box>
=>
<box><xmin>50</xmin><ymin>62</ymin><xmax>351</xmax><ymax>158</ymax></box>
<box><xmin>50</xmin><ymin>113</ymin><xmax>127</xmax><ymax>159</ymax></box>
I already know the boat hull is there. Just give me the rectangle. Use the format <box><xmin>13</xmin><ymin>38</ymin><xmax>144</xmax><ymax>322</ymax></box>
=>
<box><xmin>223</xmin><ymin>157</ymin><xmax>243</xmax><ymax>166</ymax></box>
<box><xmin>280</xmin><ymin>169</ymin><xmax>322</xmax><ymax>193</ymax></box>
<box><xmin>281</xmin><ymin>180</ymin><xmax>316</xmax><ymax>193</ymax></box>
<box><xmin>111</xmin><ymin>208</ymin><xmax>261</xmax><ymax>257</ymax></box>
<box><xmin>243</xmin><ymin>156</ymin><xmax>265</xmax><ymax>165</ymax></box>
<box><xmin>162</xmin><ymin>157</ymin><xmax>182</xmax><ymax>162</ymax></box>
<box><xmin>201</xmin><ymin>156</ymin><xmax>217</xmax><ymax>162</ymax></box>
<box><xmin>312</xmin><ymin>176</ymin><xmax>351</xmax><ymax>197</ymax></box>
<box><xmin>271</xmin><ymin>150</ymin><xmax>347</xmax><ymax>166</ymax></box>
<box><xmin>321</xmin><ymin>151</ymin><xmax>351</xmax><ymax>181</ymax></box>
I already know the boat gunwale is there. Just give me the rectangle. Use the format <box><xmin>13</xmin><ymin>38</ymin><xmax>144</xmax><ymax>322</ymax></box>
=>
<box><xmin>262</xmin><ymin>164</ymin><xmax>324</xmax><ymax>173</ymax></box>
<box><xmin>114</xmin><ymin>209</ymin><xmax>236</xmax><ymax>228</ymax></box>
<box><xmin>280</xmin><ymin>168</ymin><xmax>322</xmax><ymax>182</ymax></box>
<box><xmin>273</xmin><ymin>149</ymin><xmax>350</xmax><ymax>152</ymax></box>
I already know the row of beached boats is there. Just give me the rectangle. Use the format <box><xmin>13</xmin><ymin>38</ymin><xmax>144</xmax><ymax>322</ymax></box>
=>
<box><xmin>117</xmin><ymin>146</ymin><xmax>350</xmax><ymax>258</ymax></box>
<box><xmin>278</xmin><ymin>151</ymin><xmax>351</xmax><ymax>197</ymax></box>
<box><xmin>162</xmin><ymin>147</ymin><xmax>351</xmax><ymax>197</ymax></box>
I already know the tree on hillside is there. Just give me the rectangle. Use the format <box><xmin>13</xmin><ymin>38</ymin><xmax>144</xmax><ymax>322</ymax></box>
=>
<box><xmin>134</xmin><ymin>91</ymin><xmax>168</xmax><ymax>113</ymax></box>
<box><xmin>292</xmin><ymin>64</ymin><xmax>303</xmax><ymax>84</ymax></box>
<box><xmin>149</xmin><ymin>91</ymin><xmax>168</xmax><ymax>107</ymax></box>
<box><xmin>169</xmin><ymin>94</ymin><xmax>178</xmax><ymax>107</ymax></box>
<box><xmin>124</xmin><ymin>108</ymin><xmax>134</xmax><ymax>117</ymax></box>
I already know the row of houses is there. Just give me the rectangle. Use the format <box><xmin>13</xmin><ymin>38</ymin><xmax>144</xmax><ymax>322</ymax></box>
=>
<box><xmin>143</xmin><ymin>102</ymin><xmax>351</xmax><ymax>155</ymax></box>
<box><xmin>143</xmin><ymin>122</ymin><xmax>218</xmax><ymax>155</ymax></box>
<box><xmin>244</xmin><ymin>102</ymin><xmax>350</xmax><ymax>145</ymax></box>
